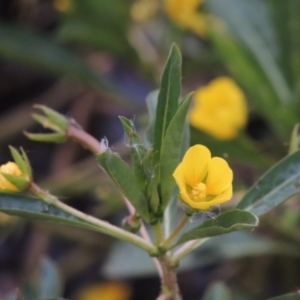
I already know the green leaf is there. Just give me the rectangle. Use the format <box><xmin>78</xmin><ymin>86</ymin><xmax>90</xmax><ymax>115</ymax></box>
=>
<box><xmin>268</xmin><ymin>1</ymin><xmax>300</xmax><ymax>92</ymax></box>
<box><xmin>0</xmin><ymin>193</ymin><xmax>94</xmax><ymax>229</ymax></box>
<box><xmin>159</xmin><ymin>93</ymin><xmax>193</xmax><ymax>212</ymax></box>
<box><xmin>176</xmin><ymin>210</ymin><xmax>258</xmax><ymax>246</ymax></box>
<box><xmin>25</xmin><ymin>132</ymin><xmax>67</xmax><ymax>143</ymax></box>
<box><xmin>236</xmin><ymin>150</ymin><xmax>300</xmax><ymax>216</ymax></box>
<box><xmin>267</xmin><ymin>293</ymin><xmax>300</xmax><ymax>300</ymax></box>
<box><xmin>202</xmin><ymin>282</ymin><xmax>232</xmax><ymax>300</ymax></box>
<box><xmin>119</xmin><ymin>117</ymin><xmax>147</xmax><ymax>191</ymax></box>
<box><xmin>145</xmin><ymin>90</ymin><xmax>159</xmax><ymax>145</ymax></box>
<box><xmin>153</xmin><ymin>44</ymin><xmax>182</xmax><ymax>167</ymax></box>
<box><xmin>9</xmin><ymin>146</ymin><xmax>29</xmax><ymax>176</ymax></box>
<box><xmin>97</xmin><ymin>151</ymin><xmax>150</xmax><ymax>222</ymax></box>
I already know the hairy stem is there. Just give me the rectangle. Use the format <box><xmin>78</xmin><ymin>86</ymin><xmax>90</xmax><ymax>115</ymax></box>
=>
<box><xmin>157</xmin><ymin>254</ymin><xmax>181</xmax><ymax>300</ymax></box>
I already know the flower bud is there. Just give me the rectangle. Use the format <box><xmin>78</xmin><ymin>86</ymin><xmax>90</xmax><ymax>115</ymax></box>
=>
<box><xmin>0</xmin><ymin>162</ymin><xmax>27</xmax><ymax>192</ymax></box>
<box><xmin>122</xmin><ymin>215</ymin><xmax>141</xmax><ymax>233</ymax></box>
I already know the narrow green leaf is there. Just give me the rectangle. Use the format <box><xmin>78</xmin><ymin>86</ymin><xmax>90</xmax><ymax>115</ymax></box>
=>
<box><xmin>119</xmin><ymin>117</ymin><xmax>147</xmax><ymax>191</ymax></box>
<box><xmin>153</xmin><ymin>44</ymin><xmax>182</xmax><ymax>166</ymax></box>
<box><xmin>25</xmin><ymin>132</ymin><xmax>67</xmax><ymax>143</ymax></box>
<box><xmin>159</xmin><ymin>93</ymin><xmax>193</xmax><ymax>212</ymax></box>
<box><xmin>34</xmin><ymin>105</ymin><xmax>69</xmax><ymax>131</ymax></box>
<box><xmin>97</xmin><ymin>151</ymin><xmax>150</xmax><ymax>222</ymax></box>
<box><xmin>236</xmin><ymin>150</ymin><xmax>300</xmax><ymax>216</ymax></box>
<box><xmin>176</xmin><ymin>210</ymin><xmax>258</xmax><ymax>246</ymax></box>
<box><xmin>9</xmin><ymin>146</ymin><xmax>28</xmax><ymax>176</ymax></box>
<box><xmin>145</xmin><ymin>90</ymin><xmax>159</xmax><ymax>145</ymax></box>
<box><xmin>267</xmin><ymin>293</ymin><xmax>300</xmax><ymax>300</ymax></box>
<box><xmin>20</xmin><ymin>147</ymin><xmax>32</xmax><ymax>177</ymax></box>
<box><xmin>0</xmin><ymin>193</ymin><xmax>94</xmax><ymax>229</ymax></box>
<box><xmin>202</xmin><ymin>282</ymin><xmax>232</xmax><ymax>300</ymax></box>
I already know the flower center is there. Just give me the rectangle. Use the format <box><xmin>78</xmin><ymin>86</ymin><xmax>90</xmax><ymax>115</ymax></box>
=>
<box><xmin>191</xmin><ymin>182</ymin><xmax>207</xmax><ymax>201</ymax></box>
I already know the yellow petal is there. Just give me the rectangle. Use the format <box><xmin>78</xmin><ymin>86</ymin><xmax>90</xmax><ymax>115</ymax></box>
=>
<box><xmin>205</xmin><ymin>184</ymin><xmax>232</xmax><ymax>207</ymax></box>
<box><xmin>173</xmin><ymin>163</ymin><xmax>186</xmax><ymax>192</ymax></box>
<box><xmin>181</xmin><ymin>145</ymin><xmax>211</xmax><ymax>187</ymax></box>
<box><xmin>206</xmin><ymin>157</ymin><xmax>233</xmax><ymax>195</ymax></box>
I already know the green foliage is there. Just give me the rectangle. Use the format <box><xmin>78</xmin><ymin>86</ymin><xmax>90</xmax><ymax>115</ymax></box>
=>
<box><xmin>119</xmin><ymin>117</ymin><xmax>147</xmax><ymax>191</ymax></box>
<box><xmin>237</xmin><ymin>149</ymin><xmax>300</xmax><ymax>216</ymax></box>
<box><xmin>97</xmin><ymin>150</ymin><xmax>150</xmax><ymax>222</ymax></box>
<box><xmin>153</xmin><ymin>44</ymin><xmax>182</xmax><ymax>167</ymax></box>
<box><xmin>0</xmin><ymin>193</ymin><xmax>92</xmax><ymax>229</ymax></box>
<box><xmin>159</xmin><ymin>93</ymin><xmax>193</xmax><ymax>212</ymax></box>
<box><xmin>176</xmin><ymin>210</ymin><xmax>258</xmax><ymax>246</ymax></box>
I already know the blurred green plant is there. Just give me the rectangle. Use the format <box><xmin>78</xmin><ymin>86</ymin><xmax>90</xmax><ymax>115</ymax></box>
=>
<box><xmin>1</xmin><ymin>44</ymin><xmax>300</xmax><ymax>299</ymax></box>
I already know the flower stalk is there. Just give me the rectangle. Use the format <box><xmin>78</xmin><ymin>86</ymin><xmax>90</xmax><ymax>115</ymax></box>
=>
<box><xmin>160</xmin><ymin>215</ymin><xmax>189</xmax><ymax>251</ymax></box>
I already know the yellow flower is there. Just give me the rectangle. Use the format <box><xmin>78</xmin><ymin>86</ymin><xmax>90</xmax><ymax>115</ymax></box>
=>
<box><xmin>164</xmin><ymin>0</ymin><xmax>206</xmax><ymax>37</ymax></box>
<box><xmin>53</xmin><ymin>0</ymin><xmax>72</xmax><ymax>12</ymax></box>
<box><xmin>131</xmin><ymin>0</ymin><xmax>159</xmax><ymax>23</ymax></box>
<box><xmin>76</xmin><ymin>282</ymin><xmax>131</xmax><ymax>300</ymax></box>
<box><xmin>173</xmin><ymin>145</ymin><xmax>233</xmax><ymax>211</ymax></box>
<box><xmin>189</xmin><ymin>77</ymin><xmax>248</xmax><ymax>140</ymax></box>
<box><xmin>0</xmin><ymin>162</ymin><xmax>23</xmax><ymax>192</ymax></box>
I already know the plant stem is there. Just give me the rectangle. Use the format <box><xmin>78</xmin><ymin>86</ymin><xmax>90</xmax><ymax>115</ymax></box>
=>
<box><xmin>171</xmin><ymin>238</ymin><xmax>209</xmax><ymax>266</ymax></box>
<box><xmin>30</xmin><ymin>183</ymin><xmax>158</xmax><ymax>255</ymax></box>
<box><xmin>123</xmin><ymin>196</ymin><xmax>163</xmax><ymax>277</ymax></box>
<box><xmin>160</xmin><ymin>215</ymin><xmax>189</xmax><ymax>251</ymax></box>
<box><xmin>153</xmin><ymin>221</ymin><xmax>165</xmax><ymax>246</ymax></box>
<box><xmin>157</xmin><ymin>254</ymin><xmax>182</xmax><ymax>300</ymax></box>
<box><xmin>67</xmin><ymin>125</ymin><xmax>103</xmax><ymax>155</ymax></box>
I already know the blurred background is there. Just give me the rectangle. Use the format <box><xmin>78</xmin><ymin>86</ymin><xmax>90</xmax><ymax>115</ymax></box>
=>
<box><xmin>1</xmin><ymin>0</ymin><xmax>300</xmax><ymax>299</ymax></box>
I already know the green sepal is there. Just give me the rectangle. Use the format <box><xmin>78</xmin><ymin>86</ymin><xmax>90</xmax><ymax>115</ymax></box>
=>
<box><xmin>159</xmin><ymin>93</ymin><xmax>193</xmax><ymax>213</ymax></box>
<box><xmin>34</xmin><ymin>105</ymin><xmax>69</xmax><ymax>131</ymax></box>
<box><xmin>119</xmin><ymin>116</ymin><xmax>147</xmax><ymax>191</ymax></box>
<box><xmin>175</xmin><ymin>210</ymin><xmax>259</xmax><ymax>246</ymax></box>
<box><xmin>24</xmin><ymin>132</ymin><xmax>67</xmax><ymax>143</ymax></box>
<box><xmin>97</xmin><ymin>150</ymin><xmax>150</xmax><ymax>222</ymax></box>
<box><xmin>9</xmin><ymin>146</ymin><xmax>31</xmax><ymax>177</ymax></box>
<box><xmin>32</xmin><ymin>113</ymin><xmax>62</xmax><ymax>132</ymax></box>
<box><xmin>2</xmin><ymin>173</ymin><xmax>29</xmax><ymax>191</ymax></box>
<box><xmin>153</xmin><ymin>44</ymin><xmax>182</xmax><ymax>169</ymax></box>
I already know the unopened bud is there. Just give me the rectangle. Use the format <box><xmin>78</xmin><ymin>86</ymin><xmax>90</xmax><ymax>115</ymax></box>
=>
<box><xmin>122</xmin><ymin>214</ymin><xmax>141</xmax><ymax>233</ymax></box>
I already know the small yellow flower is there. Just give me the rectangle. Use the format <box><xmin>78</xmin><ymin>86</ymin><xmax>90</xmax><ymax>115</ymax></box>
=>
<box><xmin>53</xmin><ymin>0</ymin><xmax>72</xmax><ymax>12</ymax></box>
<box><xmin>131</xmin><ymin>0</ymin><xmax>159</xmax><ymax>23</ymax></box>
<box><xmin>0</xmin><ymin>162</ymin><xmax>23</xmax><ymax>192</ymax></box>
<box><xmin>76</xmin><ymin>282</ymin><xmax>131</xmax><ymax>300</ymax></box>
<box><xmin>173</xmin><ymin>145</ymin><xmax>233</xmax><ymax>211</ymax></box>
<box><xmin>164</xmin><ymin>0</ymin><xmax>206</xmax><ymax>37</ymax></box>
<box><xmin>189</xmin><ymin>77</ymin><xmax>248</xmax><ymax>140</ymax></box>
